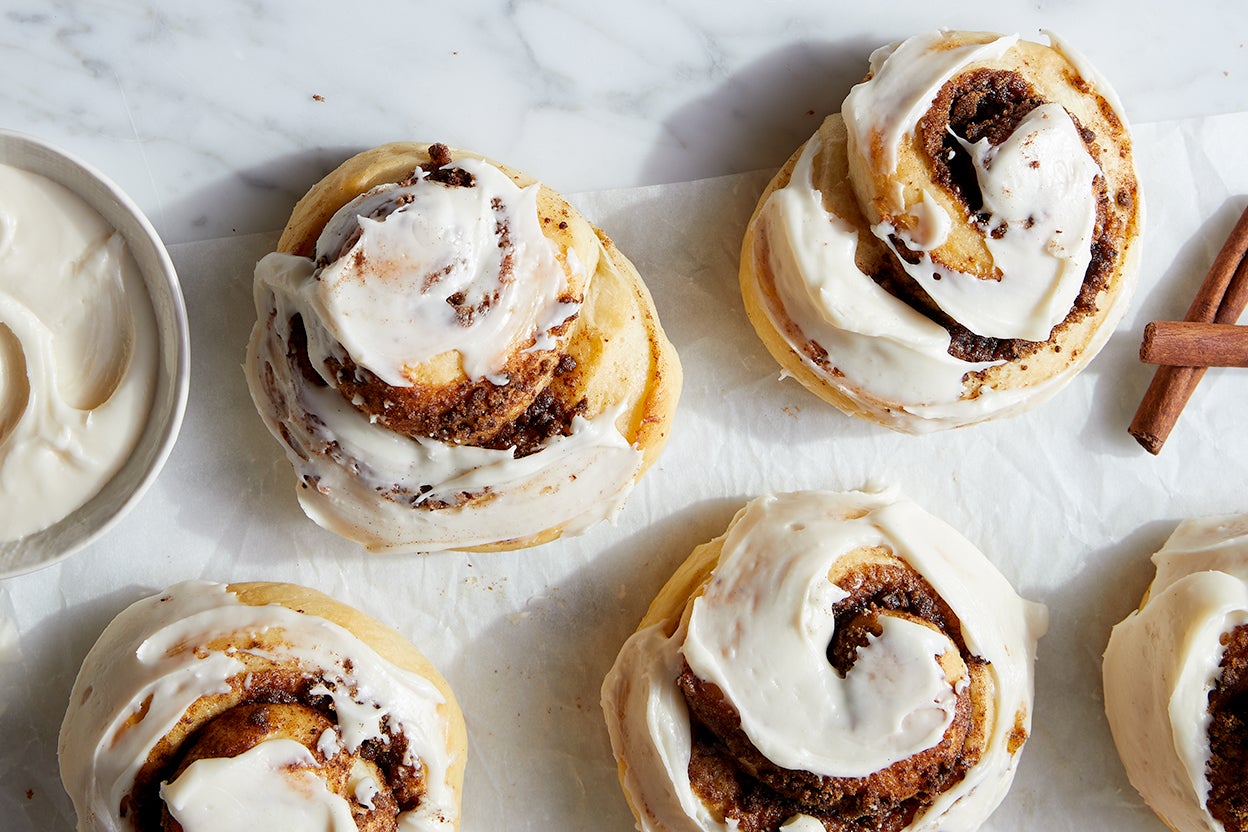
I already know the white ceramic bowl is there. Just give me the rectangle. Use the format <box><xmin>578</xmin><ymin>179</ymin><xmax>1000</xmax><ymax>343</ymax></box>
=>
<box><xmin>0</xmin><ymin>131</ymin><xmax>190</xmax><ymax>578</ymax></box>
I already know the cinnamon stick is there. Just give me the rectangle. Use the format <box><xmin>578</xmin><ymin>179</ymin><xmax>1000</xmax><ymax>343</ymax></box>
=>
<box><xmin>1129</xmin><ymin>204</ymin><xmax>1248</xmax><ymax>454</ymax></box>
<box><xmin>1141</xmin><ymin>321</ymin><xmax>1248</xmax><ymax>367</ymax></box>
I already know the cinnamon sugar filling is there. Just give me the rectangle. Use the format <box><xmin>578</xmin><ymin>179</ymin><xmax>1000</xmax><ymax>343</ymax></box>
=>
<box><xmin>1207</xmin><ymin>623</ymin><xmax>1248</xmax><ymax>831</ymax></box>
<box><xmin>123</xmin><ymin>670</ymin><xmax>424</xmax><ymax>832</ymax></box>
<box><xmin>863</xmin><ymin>68</ymin><xmax>1123</xmax><ymax>363</ymax></box>
<box><xmin>679</xmin><ymin>561</ymin><xmax>991</xmax><ymax>832</ymax></box>
<box><xmin>268</xmin><ymin>319</ymin><xmax>589</xmax><ymax>511</ymax></box>
<box><xmin>275</xmin><ymin>332</ymin><xmax>587</xmax><ymax>456</ymax></box>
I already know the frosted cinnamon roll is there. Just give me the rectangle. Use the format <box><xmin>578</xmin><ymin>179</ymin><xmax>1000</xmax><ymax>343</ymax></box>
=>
<box><xmin>58</xmin><ymin>581</ymin><xmax>466</xmax><ymax>832</ymax></box>
<box><xmin>601</xmin><ymin>489</ymin><xmax>1047</xmax><ymax>832</ymax></box>
<box><xmin>740</xmin><ymin>31</ymin><xmax>1142</xmax><ymax>433</ymax></box>
<box><xmin>1104</xmin><ymin>515</ymin><xmax>1248</xmax><ymax>832</ymax></box>
<box><xmin>246</xmin><ymin>142</ymin><xmax>680</xmax><ymax>552</ymax></box>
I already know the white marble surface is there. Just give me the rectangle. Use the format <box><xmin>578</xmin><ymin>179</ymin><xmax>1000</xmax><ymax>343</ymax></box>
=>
<box><xmin>4</xmin><ymin>2</ymin><xmax>1248</xmax><ymax>832</ymax></box>
<box><xmin>1</xmin><ymin>0</ymin><xmax>1246</xmax><ymax>245</ymax></box>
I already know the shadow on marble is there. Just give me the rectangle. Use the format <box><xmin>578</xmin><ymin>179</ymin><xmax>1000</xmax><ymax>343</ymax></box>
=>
<box><xmin>161</xmin><ymin>145</ymin><xmax>364</xmax><ymax>243</ymax></box>
<box><xmin>639</xmin><ymin>36</ymin><xmax>876</xmax><ymax>187</ymax></box>
<box><xmin>0</xmin><ymin>583</ymin><xmax>144</xmax><ymax>829</ymax></box>
<box><xmin>1022</xmin><ymin>516</ymin><xmax>1171</xmax><ymax>820</ymax></box>
<box><xmin>443</xmin><ymin>494</ymin><xmax>744</xmax><ymax>832</ymax></box>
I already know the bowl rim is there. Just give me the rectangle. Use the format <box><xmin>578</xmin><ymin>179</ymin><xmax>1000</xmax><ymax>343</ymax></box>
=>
<box><xmin>0</xmin><ymin>129</ymin><xmax>191</xmax><ymax>579</ymax></box>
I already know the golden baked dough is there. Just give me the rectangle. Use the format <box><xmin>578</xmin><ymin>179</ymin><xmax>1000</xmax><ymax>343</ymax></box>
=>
<box><xmin>602</xmin><ymin>489</ymin><xmax>1046</xmax><ymax>832</ymax></box>
<box><xmin>740</xmin><ymin>31</ymin><xmax>1142</xmax><ymax>433</ymax></box>
<box><xmin>246</xmin><ymin>142</ymin><xmax>681</xmax><ymax>553</ymax></box>
<box><xmin>58</xmin><ymin>581</ymin><xmax>467</xmax><ymax>832</ymax></box>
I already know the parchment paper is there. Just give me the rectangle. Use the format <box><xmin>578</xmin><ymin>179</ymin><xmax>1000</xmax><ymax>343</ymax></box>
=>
<box><xmin>4</xmin><ymin>112</ymin><xmax>1248</xmax><ymax>831</ymax></box>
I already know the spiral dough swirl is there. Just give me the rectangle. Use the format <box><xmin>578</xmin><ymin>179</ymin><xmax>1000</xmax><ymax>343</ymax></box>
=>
<box><xmin>58</xmin><ymin>581</ymin><xmax>466</xmax><ymax>832</ymax></box>
<box><xmin>602</xmin><ymin>489</ymin><xmax>1046</xmax><ymax>832</ymax></box>
<box><xmin>739</xmin><ymin>31</ymin><xmax>1142</xmax><ymax>433</ymax></box>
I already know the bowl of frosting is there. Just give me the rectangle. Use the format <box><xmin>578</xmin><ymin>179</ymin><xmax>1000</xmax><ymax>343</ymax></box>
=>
<box><xmin>0</xmin><ymin>130</ymin><xmax>189</xmax><ymax>577</ymax></box>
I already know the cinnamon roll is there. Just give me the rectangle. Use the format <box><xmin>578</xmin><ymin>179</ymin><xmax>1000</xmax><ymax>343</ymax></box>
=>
<box><xmin>58</xmin><ymin>581</ymin><xmax>466</xmax><ymax>832</ymax></box>
<box><xmin>601</xmin><ymin>489</ymin><xmax>1047</xmax><ymax>832</ymax></box>
<box><xmin>246</xmin><ymin>142</ymin><xmax>681</xmax><ymax>552</ymax></box>
<box><xmin>1104</xmin><ymin>515</ymin><xmax>1248</xmax><ymax>832</ymax></box>
<box><xmin>740</xmin><ymin>31</ymin><xmax>1142</xmax><ymax>432</ymax></box>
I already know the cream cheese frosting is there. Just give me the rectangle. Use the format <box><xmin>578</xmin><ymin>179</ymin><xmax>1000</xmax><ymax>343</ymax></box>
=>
<box><xmin>1104</xmin><ymin>514</ymin><xmax>1248</xmax><ymax>832</ymax></box>
<box><xmin>246</xmin><ymin>155</ymin><xmax>644</xmax><ymax>552</ymax></box>
<box><xmin>0</xmin><ymin>163</ymin><xmax>158</xmax><ymax>540</ymax></box>
<box><xmin>842</xmin><ymin>31</ymin><xmax>1103</xmax><ymax>342</ymax></box>
<box><xmin>877</xmin><ymin>102</ymin><xmax>1102</xmax><ymax>340</ymax></box>
<box><xmin>58</xmin><ymin>581</ymin><xmax>459</xmax><ymax>832</ymax></box>
<box><xmin>159</xmin><ymin>739</ymin><xmax>361</xmax><ymax>832</ymax></box>
<box><xmin>602</xmin><ymin>488</ymin><xmax>1047</xmax><ymax>832</ymax></box>
<box><xmin>306</xmin><ymin>158</ymin><xmax>578</xmax><ymax>387</ymax></box>
<box><xmin>757</xmin><ymin>131</ymin><xmax>1003</xmax><ymax>410</ymax></box>
<box><xmin>681</xmin><ymin>506</ymin><xmax>963</xmax><ymax>776</ymax></box>
<box><xmin>843</xmin><ymin>33</ymin><xmax>1018</xmax><ymax>175</ymax></box>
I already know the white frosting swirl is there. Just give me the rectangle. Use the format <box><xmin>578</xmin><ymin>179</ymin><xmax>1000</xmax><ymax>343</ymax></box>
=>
<box><xmin>757</xmin><ymin>131</ymin><xmax>1004</xmax><ymax>415</ymax></box>
<box><xmin>681</xmin><ymin>506</ymin><xmax>962</xmax><ymax>776</ymax></box>
<box><xmin>309</xmin><ymin>159</ymin><xmax>577</xmax><ymax>387</ymax></box>
<box><xmin>0</xmin><ymin>164</ymin><xmax>158</xmax><ymax>540</ymax></box>
<box><xmin>844</xmin><ymin>33</ymin><xmax>1018</xmax><ymax>174</ymax></box>
<box><xmin>246</xmin><ymin>155</ymin><xmax>643</xmax><ymax>552</ymax></box>
<box><xmin>1104</xmin><ymin>515</ymin><xmax>1248</xmax><ymax>832</ymax></box>
<box><xmin>58</xmin><ymin>581</ymin><xmax>459</xmax><ymax>832</ymax></box>
<box><xmin>842</xmin><ymin>31</ymin><xmax>1104</xmax><ymax>342</ymax></box>
<box><xmin>602</xmin><ymin>489</ymin><xmax>1047</xmax><ymax>832</ymax></box>
<box><xmin>159</xmin><ymin>739</ymin><xmax>360</xmax><ymax>832</ymax></box>
<box><xmin>878</xmin><ymin>103</ymin><xmax>1102</xmax><ymax>340</ymax></box>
